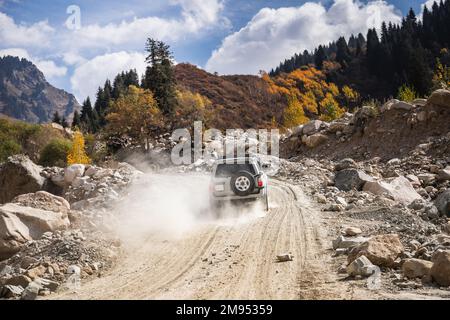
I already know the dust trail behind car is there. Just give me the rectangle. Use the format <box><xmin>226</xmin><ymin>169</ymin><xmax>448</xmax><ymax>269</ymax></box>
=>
<box><xmin>110</xmin><ymin>172</ymin><xmax>266</xmax><ymax>247</ymax></box>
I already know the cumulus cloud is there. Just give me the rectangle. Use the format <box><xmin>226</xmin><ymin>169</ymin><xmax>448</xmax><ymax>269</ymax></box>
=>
<box><xmin>65</xmin><ymin>0</ymin><xmax>227</xmax><ymax>51</ymax></box>
<box><xmin>0</xmin><ymin>12</ymin><xmax>54</xmax><ymax>48</ymax></box>
<box><xmin>0</xmin><ymin>48</ymin><xmax>67</xmax><ymax>79</ymax></box>
<box><xmin>206</xmin><ymin>0</ymin><xmax>402</xmax><ymax>75</ymax></box>
<box><xmin>70</xmin><ymin>51</ymin><xmax>147</xmax><ymax>102</ymax></box>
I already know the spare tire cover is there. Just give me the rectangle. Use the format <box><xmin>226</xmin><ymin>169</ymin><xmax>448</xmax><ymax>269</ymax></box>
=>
<box><xmin>230</xmin><ymin>171</ymin><xmax>255</xmax><ymax>196</ymax></box>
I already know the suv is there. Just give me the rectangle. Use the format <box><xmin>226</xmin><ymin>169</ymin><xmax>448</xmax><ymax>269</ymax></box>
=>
<box><xmin>209</xmin><ymin>157</ymin><xmax>269</xmax><ymax>212</ymax></box>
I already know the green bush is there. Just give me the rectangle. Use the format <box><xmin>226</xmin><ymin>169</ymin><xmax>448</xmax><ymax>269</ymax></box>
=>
<box><xmin>397</xmin><ymin>84</ymin><xmax>417</xmax><ymax>102</ymax></box>
<box><xmin>0</xmin><ymin>136</ymin><xmax>22</xmax><ymax>162</ymax></box>
<box><xmin>39</xmin><ymin>139</ymin><xmax>72</xmax><ymax>167</ymax></box>
<box><xmin>0</xmin><ymin>119</ymin><xmax>41</xmax><ymax>143</ymax></box>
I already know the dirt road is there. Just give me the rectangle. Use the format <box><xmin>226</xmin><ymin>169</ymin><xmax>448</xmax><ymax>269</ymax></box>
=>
<box><xmin>53</xmin><ymin>179</ymin><xmax>344</xmax><ymax>300</ymax></box>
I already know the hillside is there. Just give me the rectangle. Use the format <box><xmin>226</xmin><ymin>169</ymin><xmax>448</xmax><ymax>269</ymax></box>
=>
<box><xmin>174</xmin><ymin>63</ymin><xmax>285</xmax><ymax>129</ymax></box>
<box><xmin>0</xmin><ymin>56</ymin><xmax>81</xmax><ymax>124</ymax></box>
<box><xmin>271</xmin><ymin>1</ymin><xmax>450</xmax><ymax>100</ymax></box>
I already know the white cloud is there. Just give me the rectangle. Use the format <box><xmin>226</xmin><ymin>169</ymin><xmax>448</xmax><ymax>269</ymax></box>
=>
<box><xmin>0</xmin><ymin>48</ymin><xmax>67</xmax><ymax>80</ymax></box>
<box><xmin>70</xmin><ymin>51</ymin><xmax>147</xmax><ymax>102</ymax></box>
<box><xmin>420</xmin><ymin>0</ymin><xmax>438</xmax><ymax>16</ymax></box>
<box><xmin>422</xmin><ymin>0</ymin><xmax>437</xmax><ymax>10</ymax></box>
<box><xmin>0</xmin><ymin>12</ymin><xmax>54</xmax><ymax>47</ymax></box>
<box><xmin>206</xmin><ymin>0</ymin><xmax>402</xmax><ymax>75</ymax></box>
<box><xmin>65</xmin><ymin>0</ymin><xmax>227</xmax><ymax>50</ymax></box>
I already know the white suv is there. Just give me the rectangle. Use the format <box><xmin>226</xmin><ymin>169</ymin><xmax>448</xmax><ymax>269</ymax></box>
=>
<box><xmin>209</xmin><ymin>157</ymin><xmax>269</xmax><ymax>212</ymax></box>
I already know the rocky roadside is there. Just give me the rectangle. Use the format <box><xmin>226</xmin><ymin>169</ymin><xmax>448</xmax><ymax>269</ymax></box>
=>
<box><xmin>0</xmin><ymin>155</ymin><xmax>143</xmax><ymax>300</ymax></box>
<box><xmin>276</xmin><ymin>151</ymin><xmax>450</xmax><ymax>298</ymax></box>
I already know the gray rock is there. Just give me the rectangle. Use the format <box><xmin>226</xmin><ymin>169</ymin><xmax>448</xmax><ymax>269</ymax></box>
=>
<box><xmin>64</xmin><ymin>164</ymin><xmax>86</xmax><ymax>184</ymax></box>
<box><xmin>34</xmin><ymin>278</ymin><xmax>59</xmax><ymax>292</ymax></box>
<box><xmin>437</xmin><ymin>167</ymin><xmax>450</xmax><ymax>181</ymax></box>
<box><xmin>335</xmin><ymin>169</ymin><xmax>375</xmax><ymax>191</ymax></box>
<box><xmin>392</xmin><ymin>101</ymin><xmax>415</xmax><ymax>111</ymax></box>
<box><xmin>417</xmin><ymin>173</ymin><xmax>436</xmax><ymax>185</ymax></box>
<box><xmin>302</xmin><ymin>120</ymin><xmax>323</xmax><ymax>136</ymax></box>
<box><xmin>1</xmin><ymin>285</ymin><xmax>24</xmax><ymax>298</ymax></box>
<box><xmin>21</xmin><ymin>281</ymin><xmax>41</xmax><ymax>300</ymax></box>
<box><xmin>363</xmin><ymin>176</ymin><xmax>422</xmax><ymax>205</ymax></box>
<box><xmin>0</xmin><ymin>155</ymin><xmax>44</xmax><ymax>204</ymax></box>
<box><xmin>347</xmin><ymin>255</ymin><xmax>375</xmax><ymax>277</ymax></box>
<box><xmin>435</xmin><ymin>190</ymin><xmax>450</xmax><ymax>217</ymax></box>
<box><xmin>302</xmin><ymin>133</ymin><xmax>328</xmax><ymax>148</ymax></box>
<box><xmin>333</xmin><ymin>235</ymin><xmax>369</xmax><ymax>250</ymax></box>
<box><xmin>276</xmin><ymin>254</ymin><xmax>294</xmax><ymax>262</ymax></box>
<box><xmin>427</xmin><ymin>89</ymin><xmax>450</xmax><ymax>108</ymax></box>
<box><xmin>335</xmin><ymin>158</ymin><xmax>357</xmax><ymax>171</ymax></box>
<box><xmin>412</xmin><ymin>98</ymin><xmax>427</xmax><ymax>107</ymax></box>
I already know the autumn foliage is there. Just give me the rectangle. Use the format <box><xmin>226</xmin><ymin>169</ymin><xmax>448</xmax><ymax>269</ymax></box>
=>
<box><xmin>67</xmin><ymin>131</ymin><xmax>91</xmax><ymax>165</ymax></box>
<box><xmin>263</xmin><ymin>66</ymin><xmax>354</xmax><ymax>127</ymax></box>
<box><xmin>106</xmin><ymin>85</ymin><xmax>162</xmax><ymax>149</ymax></box>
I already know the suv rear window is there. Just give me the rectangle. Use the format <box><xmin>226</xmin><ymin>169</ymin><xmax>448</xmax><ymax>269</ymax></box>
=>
<box><xmin>215</xmin><ymin>163</ymin><xmax>256</xmax><ymax>177</ymax></box>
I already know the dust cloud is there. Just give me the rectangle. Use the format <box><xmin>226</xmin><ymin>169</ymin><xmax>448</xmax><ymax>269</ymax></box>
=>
<box><xmin>110</xmin><ymin>171</ymin><xmax>267</xmax><ymax>247</ymax></box>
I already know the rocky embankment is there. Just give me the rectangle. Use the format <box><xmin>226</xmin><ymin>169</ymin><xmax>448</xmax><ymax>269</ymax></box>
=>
<box><xmin>0</xmin><ymin>155</ymin><xmax>142</xmax><ymax>299</ymax></box>
<box><xmin>277</xmin><ymin>90</ymin><xmax>450</xmax><ymax>296</ymax></box>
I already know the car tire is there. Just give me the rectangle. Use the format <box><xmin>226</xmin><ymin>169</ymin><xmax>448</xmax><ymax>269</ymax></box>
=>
<box><xmin>230</xmin><ymin>171</ymin><xmax>255</xmax><ymax>196</ymax></box>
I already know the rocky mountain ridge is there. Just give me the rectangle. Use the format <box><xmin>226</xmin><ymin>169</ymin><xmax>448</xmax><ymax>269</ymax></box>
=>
<box><xmin>0</xmin><ymin>56</ymin><xmax>81</xmax><ymax>124</ymax></box>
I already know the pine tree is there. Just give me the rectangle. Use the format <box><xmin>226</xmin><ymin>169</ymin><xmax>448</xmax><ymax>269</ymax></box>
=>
<box><xmin>143</xmin><ymin>38</ymin><xmax>177</xmax><ymax>114</ymax></box>
<box><xmin>72</xmin><ymin>110</ymin><xmax>81</xmax><ymax>129</ymax></box>
<box><xmin>52</xmin><ymin>111</ymin><xmax>61</xmax><ymax>124</ymax></box>
<box><xmin>336</xmin><ymin>37</ymin><xmax>351</xmax><ymax>66</ymax></box>
<box><xmin>314</xmin><ymin>46</ymin><xmax>327</xmax><ymax>70</ymax></box>
<box><xmin>80</xmin><ymin>97</ymin><xmax>98</xmax><ymax>133</ymax></box>
<box><xmin>61</xmin><ymin>117</ymin><xmax>68</xmax><ymax>128</ymax></box>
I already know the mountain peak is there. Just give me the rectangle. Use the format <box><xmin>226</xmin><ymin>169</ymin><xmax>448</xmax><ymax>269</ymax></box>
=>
<box><xmin>0</xmin><ymin>55</ymin><xmax>81</xmax><ymax>124</ymax></box>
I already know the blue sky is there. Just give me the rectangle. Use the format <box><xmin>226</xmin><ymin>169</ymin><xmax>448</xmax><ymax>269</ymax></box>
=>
<box><xmin>0</xmin><ymin>0</ymin><xmax>433</xmax><ymax>102</ymax></box>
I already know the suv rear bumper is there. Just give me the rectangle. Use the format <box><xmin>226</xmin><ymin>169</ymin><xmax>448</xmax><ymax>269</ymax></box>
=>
<box><xmin>210</xmin><ymin>188</ymin><xmax>266</xmax><ymax>202</ymax></box>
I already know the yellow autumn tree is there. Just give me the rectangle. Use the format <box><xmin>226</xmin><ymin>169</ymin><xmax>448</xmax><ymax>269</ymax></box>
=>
<box><xmin>106</xmin><ymin>85</ymin><xmax>161</xmax><ymax>150</ymax></box>
<box><xmin>319</xmin><ymin>93</ymin><xmax>345</xmax><ymax>122</ymax></box>
<box><xmin>67</xmin><ymin>131</ymin><xmax>91</xmax><ymax>165</ymax></box>
<box><xmin>298</xmin><ymin>90</ymin><xmax>318</xmax><ymax>114</ymax></box>
<box><xmin>342</xmin><ymin>85</ymin><xmax>359</xmax><ymax>109</ymax></box>
<box><xmin>283</xmin><ymin>92</ymin><xmax>310</xmax><ymax>128</ymax></box>
<box><xmin>175</xmin><ymin>89</ymin><xmax>212</xmax><ymax>127</ymax></box>
<box><xmin>432</xmin><ymin>58</ymin><xmax>450</xmax><ymax>90</ymax></box>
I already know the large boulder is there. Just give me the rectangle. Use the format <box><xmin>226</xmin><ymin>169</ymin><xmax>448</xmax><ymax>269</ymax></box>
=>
<box><xmin>348</xmin><ymin>234</ymin><xmax>404</xmax><ymax>267</ymax></box>
<box><xmin>0</xmin><ymin>155</ymin><xmax>44</xmax><ymax>204</ymax></box>
<box><xmin>380</xmin><ymin>99</ymin><xmax>399</xmax><ymax>113</ymax></box>
<box><xmin>437</xmin><ymin>167</ymin><xmax>450</xmax><ymax>181</ymax></box>
<box><xmin>12</xmin><ymin>191</ymin><xmax>70</xmax><ymax>215</ymax></box>
<box><xmin>302</xmin><ymin>133</ymin><xmax>328</xmax><ymax>148</ymax></box>
<box><xmin>302</xmin><ymin>120</ymin><xmax>323</xmax><ymax>136</ymax></box>
<box><xmin>363</xmin><ymin>176</ymin><xmax>422</xmax><ymax>205</ymax></box>
<box><xmin>435</xmin><ymin>190</ymin><xmax>450</xmax><ymax>217</ymax></box>
<box><xmin>0</xmin><ymin>211</ymin><xmax>31</xmax><ymax>260</ymax></box>
<box><xmin>0</xmin><ymin>203</ymin><xmax>70</xmax><ymax>260</ymax></box>
<box><xmin>392</xmin><ymin>101</ymin><xmax>415</xmax><ymax>111</ymax></box>
<box><xmin>427</xmin><ymin>89</ymin><xmax>450</xmax><ymax>108</ymax></box>
<box><xmin>402</xmin><ymin>258</ymin><xmax>433</xmax><ymax>279</ymax></box>
<box><xmin>335</xmin><ymin>169</ymin><xmax>374</xmax><ymax>191</ymax></box>
<box><xmin>430</xmin><ymin>250</ymin><xmax>450</xmax><ymax>286</ymax></box>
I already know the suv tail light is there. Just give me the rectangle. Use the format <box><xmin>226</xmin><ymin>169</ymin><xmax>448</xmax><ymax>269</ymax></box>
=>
<box><xmin>257</xmin><ymin>177</ymin><xmax>264</xmax><ymax>188</ymax></box>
